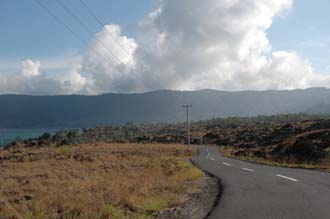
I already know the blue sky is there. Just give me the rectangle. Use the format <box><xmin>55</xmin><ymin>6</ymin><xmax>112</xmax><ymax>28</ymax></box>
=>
<box><xmin>0</xmin><ymin>0</ymin><xmax>330</xmax><ymax>94</ymax></box>
<box><xmin>0</xmin><ymin>0</ymin><xmax>153</xmax><ymax>60</ymax></box>
<box><xmin>0</xmin><ymin>0</ymin><xmax>329</xmax><ymax>72</ymax></box>
<box><xmin>268</xmin><ymin>0</ymin><xmax>330</xmax><ymax>73</ymax></box>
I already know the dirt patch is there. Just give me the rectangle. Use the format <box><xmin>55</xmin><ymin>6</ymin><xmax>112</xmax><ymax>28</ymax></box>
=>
<box><xmin>152</xmin><ymin>175</ymin><xmax>220</xmax><ymax>219</ymax></box>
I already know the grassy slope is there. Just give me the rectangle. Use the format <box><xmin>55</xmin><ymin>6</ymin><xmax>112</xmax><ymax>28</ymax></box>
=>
<box><xmin>0</xmin><ymin>144</ymin><xmax>204</xmax><ymax>219</ymax></box>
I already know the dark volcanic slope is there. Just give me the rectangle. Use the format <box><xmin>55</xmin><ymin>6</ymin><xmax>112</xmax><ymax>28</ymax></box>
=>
<box><xmin>1</xmin><ymin>88</ymin><xmax>330</xmax><ymax>128</ymax></box>
<box><xmin>204</xmin><ymin>119</ymin><xmax>330</xmax><ymax>169</ymax></box>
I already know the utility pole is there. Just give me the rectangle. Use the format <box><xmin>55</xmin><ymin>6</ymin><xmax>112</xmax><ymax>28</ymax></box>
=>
<box><xmin>0</xmin><ymin>129</ymin><xmax>3</xmax><ymax>148</ymax></box>
<box><xmin>182</xmin><ymin>105</ymin><xmax>192</xmax><ymax>150</ymax></box>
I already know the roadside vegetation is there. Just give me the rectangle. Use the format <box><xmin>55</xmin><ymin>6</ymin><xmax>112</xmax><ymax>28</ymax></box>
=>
<box><xmin>0</xmin><ymin>143</ymin><xmax>204</xmax><ymax>219</ymax></box>
<box><xmin>211</xmin><ymin>120</ymin><xmax>330</xmax><ymax>171</ymax></box>
<box><xmin>221</xmin><ymin>147</ymin><xmax>330</xmax><ymax>171</ymax></box>
<box><xmin>5</xmin><ymin>113</ymin><xmax>330</xmax><ymax>149</ymax></box>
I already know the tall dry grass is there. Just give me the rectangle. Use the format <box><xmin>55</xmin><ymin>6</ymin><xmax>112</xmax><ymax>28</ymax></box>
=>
<box><xmin>0</xmin><ymin>143</ymin><xmax>203</xmax><ymax>219</ymax></box>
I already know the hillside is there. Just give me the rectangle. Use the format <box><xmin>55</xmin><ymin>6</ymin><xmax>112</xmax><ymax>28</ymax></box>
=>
<box><xmin>1</xmin><ymin>88</ymin><xmax>330</xmax><ymax>128</ymax></box>
<box><xmin>206</xmin><ymin>120</ymin><xmax>330</xmax><ymax>170</ymax></box>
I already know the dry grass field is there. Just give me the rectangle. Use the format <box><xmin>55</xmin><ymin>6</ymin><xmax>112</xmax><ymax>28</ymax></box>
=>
<box><xmin>0</xmin><ymin>143</ymin><xmax>204</xmax><ymax>219</ymax></box>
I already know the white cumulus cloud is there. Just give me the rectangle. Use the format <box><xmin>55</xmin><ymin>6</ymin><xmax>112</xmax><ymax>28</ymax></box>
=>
<box><xmin>22</xmin><ymin>59</ymin><xmax>41</xmax><ymax>77</ymax></box>
<box><xmin>81</xmin><ymin>0</ymin><xmax>330</xmax><ymax>93</ymax></box>
<box><xmin>82</xmin><ymin>24</ymin><xmax>138</xmax><ymax>93</ymax></box>
<box><xmin>56</xmin><ymin>65</ymin><xmax>87</xmax><ymax>94</ymax></box>
<box><xmin>1</xmin><ymin>0</ymin><xmax>330</xmax><ymax>94</ymax></box>
<box><xmin>0</xmin><ymin>59</ymin><xmax>86</xmax><ymax>95</ymax></box>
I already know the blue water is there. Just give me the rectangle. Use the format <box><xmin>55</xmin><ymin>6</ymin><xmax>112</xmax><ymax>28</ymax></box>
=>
<box><xmin>0</xmin><ymin>128</ymin><xmax>60</xmax><ymax>147</ymax></box>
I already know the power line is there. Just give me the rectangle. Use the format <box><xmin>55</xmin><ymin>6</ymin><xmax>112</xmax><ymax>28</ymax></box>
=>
<box><xmin>55</xmin><ymin>0</ymin><xmax>127</xmax><ymax>66</ymax></box>
<box><xmin>79</xmin><ymin>0</ymin><xmax>133</xmax><ymax>59</ymax></box>
<box><xmin>34</xmin><ymin>0</ymin><xmax>89</xmax><ymax>46</ymax></box>
<box><xmin>33</xmin><ymin>0</ymin><xmax>121</xmax><ymax>69</ymax></box>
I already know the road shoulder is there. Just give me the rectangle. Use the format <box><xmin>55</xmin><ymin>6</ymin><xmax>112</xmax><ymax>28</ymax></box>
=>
<box><xmin>152</xmin><ymin>175</ymin><xmax>220</xmax><ymax>219</ymax></box>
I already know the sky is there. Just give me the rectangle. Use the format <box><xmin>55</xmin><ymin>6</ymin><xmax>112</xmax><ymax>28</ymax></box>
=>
<box><xmin>0</xmin><ymin>0</ymin><xmax>330</xmax><ymax>95</ymax></box>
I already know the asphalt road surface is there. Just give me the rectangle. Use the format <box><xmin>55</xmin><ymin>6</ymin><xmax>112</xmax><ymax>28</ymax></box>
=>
<box><xmin>192</xmin><ymin>146</ymin><xmax>330</xmax><ymax>219</ymax></box>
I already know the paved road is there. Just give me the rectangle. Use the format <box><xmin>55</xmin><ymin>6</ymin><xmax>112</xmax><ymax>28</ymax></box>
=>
<box><xmin>192</xmin><ymin>146</ymin><xmax>330</xmax><ymax>219</ymax></box>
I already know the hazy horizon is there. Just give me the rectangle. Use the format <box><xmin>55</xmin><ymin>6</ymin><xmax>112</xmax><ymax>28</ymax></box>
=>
<box><xmin>0</xmin><ymin>86</ymin><xmax>329</xmax><ymax>97</ymax></box>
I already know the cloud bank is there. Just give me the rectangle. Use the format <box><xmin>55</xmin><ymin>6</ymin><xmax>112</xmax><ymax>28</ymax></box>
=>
<box><xmin>1</xmin><ymin>0</ymin><xmax>330</xmax><ymax>95</ymax></box>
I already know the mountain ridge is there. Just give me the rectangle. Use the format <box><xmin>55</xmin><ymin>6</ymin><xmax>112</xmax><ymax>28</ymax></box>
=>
<box><xmin>1</xmin><ymin>87</ymin><xmax>329</xmax><ymax>97</ymax></box>
<box><xmin>1</xmin><ymin>87</ymin><xmax>330</xmax><ymax>128</ymax></box>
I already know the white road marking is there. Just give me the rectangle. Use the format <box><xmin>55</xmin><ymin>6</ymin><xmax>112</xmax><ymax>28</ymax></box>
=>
<box><xmin>242</xmin><ymin>168</ymin><xmax>255</xmax><ymax>172</ymax></box>
<box><xmin>222</xmin><ymin>162</ymin><xmax>231</xmax><ymax>166</ymax></box>
<box><xmin>276</xmin><ymin>174</ymin><xmax>299</xmax><ymax>182</ymax></box>
<box><xmin>209</xmin><ymin>158</ymin><xmax>215</xmax><ymax>161</ymax></box>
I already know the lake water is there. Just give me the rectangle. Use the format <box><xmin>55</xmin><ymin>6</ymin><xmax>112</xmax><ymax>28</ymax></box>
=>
<box><xmin>0</xmin><ymin>128</ymin><xmax>60</xmax><ymax>147</ymax></box>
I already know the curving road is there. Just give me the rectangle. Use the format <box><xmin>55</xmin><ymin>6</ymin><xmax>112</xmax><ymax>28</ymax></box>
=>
<box><xmin>192</xmin><ymin>146</ymin><xmax>330</xmax><ymax>219</ymax></box>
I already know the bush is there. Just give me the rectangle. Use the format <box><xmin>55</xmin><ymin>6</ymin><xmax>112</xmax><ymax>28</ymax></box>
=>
<box><xmin>39</xmin><ymin>132</ymin><xmax>52</xmax><ymax>140</ymax></box>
